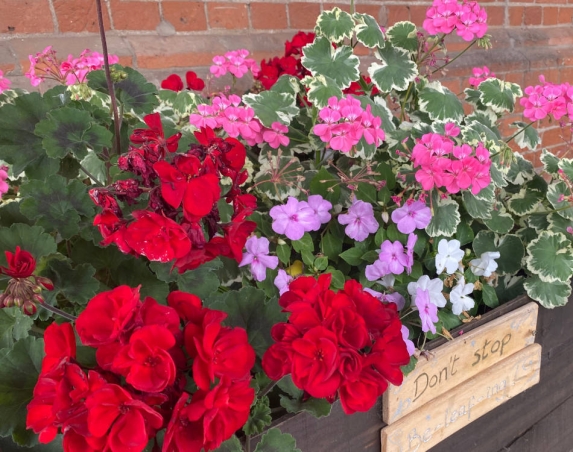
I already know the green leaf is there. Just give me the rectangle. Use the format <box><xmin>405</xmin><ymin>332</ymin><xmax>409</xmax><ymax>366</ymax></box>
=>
<box><xmin>339</xmin><ymin>247</ymin><xmax>364</xmax><ymax>266</ymax></box>
<box><xmin>386</xmin><ymin>21</ymin><xmax>418</xmax><ymax>53</ymax></box>
<box><xmin>425</xmin><ymin>193</ymin><xmax>460</xmax><ymax>237</ymax></box>
<box><xmin>71</xmin><ymin>239</ymin><xmax>129</xmax><ymax>271</ymax></box>
<box><xmin>353</xmin><ymin>13</ymin><xmax>385</xmax><ymax>48</ymax></box>
<box><xmin>87</xmin><ymin>66</ymin><xmax>158</xmax><ymax>114</ymax></box>
<box><xmin>462</xmin><ymin>187</ymin><xmax>494</xmax><ymax>219</ymax></box>
<box><xmin>0</xmin><ymin>308</ymin><xmax>33</xmax><ymax>350</ymax></box>
<box><xmin>0</xmin><ymin>337</ymin><xmax>44</xmax><ymax>446</ymax></box>
<box><xmin>547</xmin><ymin>181</ymin><xmax>573</xmax><ymax>220</ymax></box>
<box><xmin>301</xmin><ymin>249</ymin><xmax>315</xmax><ymax>267</ymax></box>
<box><xmin>243</xmin><ymin>396</ymin><xmax>272</xmax><ymax>436</ymax></box>
<box><xmin>368</xmin><ymin>42</ymin><xmax>418</xmax><ymax>93</ymax></box>
<box><xmin>526</xmin><ymin>231</ymin><xmax>573</xmax><ymax>283</ymax></box>
<box><xmin>510</xmin><ymin>121</ymin><xmax>540</xmax><ymax>151</ymax></box>
<box><xmin>34</xmin><ymin>107</ymin><xmax>112</xmax><ymax>160</ymax></box>
<box><xmin>507</xmin><ymin>188</ymin><xmax>543</xmax><ymax>216</ymax></box>
<box><xmin>302</xmin><ymin>37</ymin><xmax>360</xmax><ymax>89</ymax></box>
<box><xmin>254</xmin><ymin>155</ymin><xmax>303</xmax><ymax>201</ymax></box>
<box><xmin>461</xmin><ymin>121</ymin><xmax>500</xmax><ymax>145</ymax></box>
<box><xmin>321</xmin><ymin>233</ymin><xmax>342</xmax><ymax>262</ymax></box>
<box><xmin>270</xmin><ymin>75</ymin><xmax>301</xmax><ymax>97</ymax></box>
<box><xmin>548</xmin><ymin>213</ymin><xmax>573</xmax><ymax>236</ymax></box>
<box><xmin>19</xmin><ymin>176</ymin><xmax>94</xmax><ymax>239</ymax></box>
<box><xmin>276</xmin><ymin>244</ymin><xmax>292</xmax><ymax>265</ymax></box>
<box><xmin>483</xmin><ymin>208</ymin><xmax>514</xmax><ymax>234</ymax></box>
<box><xmin>292</xmin><ymin>233</ymin><xmax>314</xmax><ymax>253</ymax></box>
<box><xmin>558</xmin><ymin>157</ymin><xmax>573</xmax><ymax>182</ymax></box>
<box><xmin>481</xmin><ymin>283</ymin><xmax>499</xmax><ymax>308</ymax></box>
<box><xmin>0</xmin><ymin>91</ymin><xmax>62</xmax><ymax>179</ymax></box>
<box><xmin>116</xmin><ymin>258</ymin><xmax>169</xmax><ymax>301</ymax></box>
<box><xmin>301</xmin><ymin>75</ymin><xmax>343</xmax><ymax>109</ymax></box>
<box><xmin>280</xmin><ymin>393</ymin><xmax>332</xmax><ymax>418</ymax></box>
<box><xmin>506</xmin><ymin>154</ymin><xmax>535</xmax><ymax>185</ymax></box>
<box><xmin>314</xmin><ymin>256</ymin><xmax>329</xmax><ymax>270</ymax></box>
<box><xmin>418</xmin><ymin>82</ymin><xmax>465</xmax><ymax>122</ymax></box>
<box><xmin>242</xmin><ymin>91</ymin><xmax>299</xmax><ymax>127</ymax></box>
<box><xmin>173</xmin><ymin>91</ymin><xmax>202</xmax><ymax>116</ymax></box>
<box><xmin>524</xmin><ymin>275</ymin><xmax>571</xmax><ymax>308</ymax></box>
<box><xmin>541</xmin><ymin>149</ymin><xmax>560</xmax><ymax>175</ymax></box>
<box><xmin>0</xmin><ymin>224</ymin><xmax>57</xmax><ymax>267</ymax></box>
<box><xmin>40</xmin><ymin>259</ymin><xmax>99</xmax><ymax>306</ymax></box>
<box><xmin>204</xmin><ymin>287</ymin><xmax>287</xmax><ymax>358</ymax></box>
<box><xmin>455</xmin><ymin>222</ymin><xmax>474</xmax><ymax>247</ymax></box>
<box><xmin>310</xmin><ymin>167</ymin><xmax>340</xmax><ymax>203</ymax></box>
<box><xmin>401</xmin><ymin>356</ymin><xmax>418</xmax><ymax>375</ymax></box>
<box><xmin>473</xmin><ymin>231</ymin><xmax>524</xmax><ymax>275</ymax></box>
<box><xmin>326</xmin><ymin>268</ymin><xmax>345</xmax><ymax>289</ymax></box>
<box><xmin>254</xmin><ymin>428</ymin><xmax>302</xmax><ymax>452</ymax></box>
<box><xmin>176</xmin><ymin>260</ymin><xmax>222</xmax><ymax>299</ymax></box>
<box><xmin>316</xmin><ymin>7</ymin><xmax>355</xmax><ymax>41</ymax></box>
<box><xmin>214</xmin><ymin>436</ymin><xmax>243</xmax><ymax>452</ymax></box>
<box><xmin>79</xmin><ymin>150</ymin><xmax>107</xmax><ymax>185</ymax></box>
<box><xmin>478</xmin><ymin>78</ymin><xmax>522</xmax><ymax>113</ymax></box>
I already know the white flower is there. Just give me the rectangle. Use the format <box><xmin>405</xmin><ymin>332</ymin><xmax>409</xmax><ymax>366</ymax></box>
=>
<box><xmin>450</xmin><ymin>276</ymin><xmax>475</xmax><ymax>315</ymax></box>
<box><xmin>470</xmin><ymin>251</ymin><xmax>500</xmax><ymax>277</ymax></box>
<box><xmin>435</xmin><ymin>239</ymin><xmax>464</xmax><ymax>274</ymax></box>
<box><xmin>407</xmin><ymin>275</ymin><xmax>447</xmax><ymax>308</ymax></box>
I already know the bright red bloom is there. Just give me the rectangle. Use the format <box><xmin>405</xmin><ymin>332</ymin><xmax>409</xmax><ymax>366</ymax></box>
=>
<box><xmin>338</xmin><ymin>366</ymin><xmax>383</xmax><ymax>415</ymax></box>
<box><xmin>131</xmin><ymin>113</ymin><xmax>182</xmax><ymax>154</ymax></box>
<box><xmin>0</xmin><ymin>246</ymin><xmax>36</xmax><ymax>278</ymax></box>
<box><xmin>86</xmin><ymin>384</ymin><xmax>163</xmax><ymax>452</ymax></box>
<box><xmin>167</xmin><ymin>290</ymin><xmax>203</xmax><ymax>323</ymax></box>
<box><xmin>125</xmin><ymin>210</ymin><xmax>191</xmax><ymax>263</ymax></box>
<box><xmin>76</xmin><ymin>285</ymin><xmax>141</xmax><ymax>347</ymax></box>
<box><xmin>161</xmin><ymin>74</ymin><xmax>184</xmax><ymax>92</ymax></box>
<box><xmin>219</xmin><ymin>219</ymin><xmax>257</xmax><ymax>262</ymax></box>
<box><xmin>63</xmin><ymin>430</ymin><xmax>106</xmax><ymax>452</ymax></box>
<box><xmin>138</xmin><ymin>296</ymin><xmax>181</xmax><ymax>335</ymax></box>
<box><xmin>186</xmin><ymin>71</ymin><xmax>205</xmax><ymax>91</ymax></box>
<box><xmin>261</xmin><ymin>342</ymin><xmax>292</xmax><ymax>380</ymax></box>
<box><xmin>285</xmin><ymin>31</ymin><xmax>315</xmax><ymax>57</ymax></box>
<box><xmin>93</xmin><ymin>210</ymin><xmax>132</xmax><ymax>254</ymax></box>
<box><xmin>193</xmin><ymin>128</ymin><xmax>247</xmax><ymax>178</ymax></box>
<box><xmin>41</xmin><ymin>322</ymin><xmax>76</xmax><ymax>374</ymax></box>
<box><xmin>366</xmin><ymin>319</ymin><xmax>411</xmax><ymax>386</ymax></box>
<box><xmin>112</xmin><ymin>325</ymin><xmax>177</xmax><ymax>393</ymax></box>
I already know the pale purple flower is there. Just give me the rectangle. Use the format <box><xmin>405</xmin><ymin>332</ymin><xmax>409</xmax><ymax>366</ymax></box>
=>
<box><xmin>391</xmin><ymin>200</ymin><xmax>432</xmax><ymax>234</ymax></box>
<box><xmin>401</xmin><ymin>325</ymin><xmax>416</xmax><ymax>356</ymax></box>
<box><xmin>379</xmin><ymin>240</ymin><xmax>410</xmax><ymax>275</ymax></box>
<box><xmin>270</xmin><ymin>197</ymin><xmax>320</xmax><ymax>241</ymax></box>
<box><xmin>274</xmin><ymin>269</ymin><xmax>293</xmax><ymax>295</ymax></box>
<box><xmin>406</xmin><ymin>233</ymin><xmax>417</xmax><ymax>274</ymax></box>
<box><xmin>435</xmin><ymin>239</ymin><xmax>464</xmax><ymax>274</ymax></box>
<box><xmin>307</xmin><ymin>195</ymin><xmax>332</xmax><ymax>224</ymax></box>
<box><xmin>450</xmin><ymin>276</ymin><xmax>475</xmax><ymax>315</ymax></box>
<box><xmin>338</xmin><ymin>200</ymin><xmax>379</xmax><ymax>242</ymax></box>
<box><xmin>364</xmin><ymin>288</ymin><xmax>406</xmax><ymax>311</ymax></box>
<box><xmin>416</xmin><ymin>288</ymin><xmax>438</xmax><ymax>334</ymax></box>
<box><xmin>239</xmin><ymin>236</ymin><xmax>279</xmax><ymax>281</ymax></box>
<box><xmin>365</xmin><ymin>259</ymin><xmax>390</xmax><ymax>281</ymax></box>
<box><xmin>408</xmin><ymin>275</ymin><xmax>447</xmax><ymax>308</ymax></box>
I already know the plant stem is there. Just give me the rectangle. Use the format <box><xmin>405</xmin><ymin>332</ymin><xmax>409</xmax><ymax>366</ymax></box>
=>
<box><xmin>259</xmin><ymin>380</ymin><xmax>278</xmax><ymax>398</ymax></box>
<box><xmin>40</xmin><ymin>303</ymin><xmax>78</xmax><ymax>322</ymax></box>
<box><xmin>245</xmin><ymin>435</ymin><xmax>251</xmax><ymax>452</ymax></box>
<box><xmin>432</xmin><ymin>39</ymin><xmax>477</xmax><ymax>74</ymax></box>
<box><xmin>350</xmin><ymin>0</ymin><xmax>355</xmax><ymax>14</ymax></box>
<box><xmin>505</xmin><ymin>121</ymin><xmax>535</xmax><ymax>144</ymax></box>
<box><xmin>95</xmin><ymin>0</ymin><xmax>122</xmax><ymax>156</ymax></box>
<box><xmin>79</xmin><ymin>163</ymin><xmax>103</xmax><ymax>186</ymax></box>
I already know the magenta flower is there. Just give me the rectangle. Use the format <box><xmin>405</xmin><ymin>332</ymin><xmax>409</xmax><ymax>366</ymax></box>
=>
<box><xmin>391</xmin><ymin>200</ymin><xmax>432</xmax><ymax>234</ymax></box>
<box><xmin>270</xmin><ymin>197</ymin><xmax>320</xmax><ymax>241</ymax></box>
<box><xmin>210</xmin><ymin>55</ymin><xmax>229</xmax><ymax>78</ymax></box>
<box><xmin>263</xmin><ymin>122</ymin><xmax>290</xmax><ymax>149</ymax></box>
<box><xmin>189</xmin><ymin>104</ymin><xmax>218</xmax><ymax>129</ymax></box>
<box><xmin>415</xmin><ymin>288</ymin><xmax>438</xmax><ymax>334</ymax></box>
<box><xmin>274</xmin><ymin>269</ymin><xmax>293</xmax><ymax>295</ymax></box>
<box><xmin>0</xmin><ymin>70</ymin><xmax>11</xmax><ymax>94</ymax></box>
<box><xmin>239</xmin><ymin>236</ymin><xmax>279</xmax><ymax>281</ymax></box>
<box><xmin>338</xmin><ymin>200</ymin><xmax>379</xmax><ymax>242</ymax></box>
<box><xmin>307</xmin><ymin>195</ymin><xmax>332</xmax><ymax>224</ymax></box>
<box><xmin>0</xmin><ymin>165</ymin><xmax>9</xmax><ymax>200</ymax></box>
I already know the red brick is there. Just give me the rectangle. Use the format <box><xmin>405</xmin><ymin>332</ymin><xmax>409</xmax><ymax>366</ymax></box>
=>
<box><xmin>0</xmin><ymin>63</ymin><xmax>15</xmax><ymax>75</ymax></box>
<box><xmin>207</xmin><ymin>3</ymin><xmax>248</xmax><ymax>30</ymax></box>
<box><xmin>0</xmin><ymin>0</ymin><xmax>53</xmax><ymax>33</ymax></box>
<box><xmin>322</xmin><ymin>4</ymin><xmax>351</xmax><ymax>13</ymax></box>
<box><xmin>509</xmin><ymin>6</ymin><xmax>524</xmax><ymax>26</ymax></box>
<box><xmin>116</xmin><ymin>55</ymin><xmax>133</xmax><ymax>67</ymax></box>
<box><xmin>541</xmin><ymin>129</ymin><xmax>566</xmax><ymax>148</ymax></box>
<box><xmin>441</xmin><ymin>78</ymin><xmax>462</xmax><ymax>94</ymax></box>
<box><xmin>503</xmin><ymin>71</ymin><xmax>524</xmax><ymax>87</ymax></box>
<box><xmin>162</xmin><ymin>2</ymin><xmax>207</xmax><ymax>32</ymax></box>
<box><xmin>138</xmin><ymin>52</ymin><xmax>215</xmax><ymax>69</ymax></box>
<box><xmin>288</xmin><ymin>3</ymin><xmax>321</xmax><ymax>30</ymax></box>
<box><xmin>251</xmin><ymin>3</ymin><xmax>287</xmax><ymax>30</ymax></box>
<box><xmin>487</xmin><ymin>6</ymin><xmax>505</xmax><ymax>26</ymax></box>
<box><xmin>53</xmin><ymin>0</ymin><xmax>110</xmax><ymax>32</ymax></box>
<box><xmin>409</xmin><ymin>6</ymin><xmax>427</xmax><ymax>25</ymax></box>
<box><xmin>354</xmin><ymin>43</ymin><xmax>370</xmax><ymax>56</ymax></box>
<box><xmin>558</xmin><ymin>7</ymin><xmax>573</xmax><ymax>24</ymax></box>
<box><xmin>543</xmin><ymin>7</ymin><xmax>560</xmax><ymax>26</ymax></box>
<box><xmin>559</xmin><ymin>66</ymin><xmax>573</xmax><ymax>84</ymax></box>
<box><xmin>109</xmin><ymin>0</ymin><xmax>160</xmax><ymax>30</ymax></box>
<box><xmin>387</xmin><ymin>5</ymin><xmax>410</xmax><ymax>26</ymax></box>
<box><xmin>524</xmin><ymin>6</ymin><xmax>543</xmax><ymax>25</ymax></box>
<box><xmin>354</xmin><ymin>5</ymin><xmax>384</xmax><ymax>23</ymax></box>
<box><xmin>522</xmin><ymin>150</ymin><xmax>542</xmax><ymax>169</ymax></box>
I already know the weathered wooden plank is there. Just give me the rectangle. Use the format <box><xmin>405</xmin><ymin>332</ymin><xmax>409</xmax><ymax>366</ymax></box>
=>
<box><xmin>383</xmin><ymin>302</ymin><xmax>538</xmax><ymax>424</ymax></box>
<box><xmin>381</xmin><ymin>344</ymin><xmax>542</xmax><ymax>452</ymax></box>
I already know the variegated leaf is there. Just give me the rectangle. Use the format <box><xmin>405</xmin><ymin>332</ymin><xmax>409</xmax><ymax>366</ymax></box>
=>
<box><xmin>302</xmin><ymin>37</ymin><xmax>360</xmax><ymax>89</ymax></box>
<box><xmin>472</xmin><ymin>230</ymin><xmax>524</xmax><ymax>275</ymax></box>
<box><xmin>301</xmin><ymin>75</ymin><xmax>343</xmax><ymax>109</ymax></box>
<box><xmin>242</xmin><ymin>91</ymin><xmax>299</xmax><ymax>127</ymax></box>
<box><xmin>526</xmin><ymin>231</ymin><xmax>573</xmax><ymax>283</ymax></box>
<box><xmin>418</xmin><ymin>81</ymin><xmax>464</xmax><ymax>122</ymax></box>
<box><xmin>425</xmin><ymin>192</ymin><xmax>460</xmax><ymax>237</ymax></box>
<box><xmin>254</xmin><ymin>154</ymin><xmax>304</xmax><ymax>201</ymax></box>
<box><xmin>547</xmin><ymin>181</ymin><xmax>573</xmax><ymax>220</ymax></box>
<box><xmin>386</xmin><ymin>21</ymin><xmax>418</xmax><ymax>53</ymax></box>
<box><xmin>483</xmin><ymin>207</ymin><xmax>514</xmax><ymax>234</ymax></box>
<box><xmin>507</xmin><ymin>188</ymin><xmax>543</xmax><ymax>216</ymax></box>
<box><xmin>525</xmin><ymin>275</ymin><xmax>571</xmax><ymax>308</ymax></box>
<box><xmin>541</xmin><ymin>148</ymin><xmax>560</xmax><ymax>175</ymax></box>
<box><xmin>353</xmin><ymin>13</ymin><xmax>385</xmax><ymax>48</ymax></box>
<box><xmin>316</xmin><ymin>7</ymin><xmax>355</xmax><ymax>42</ymax></box>
<box><xmin>367</xmin><ymin>43</ymin><xmax>418</xmax><ymax>93</ymax></box>
<box><xmin>478</xmin><ymin>78</ymin><xmax>523</xmax><ymax>113</ymax></box>
<box><xmin>510</xmin><ymin>121</ymin><xmax>540</xmax><ymax>151</ymax></box>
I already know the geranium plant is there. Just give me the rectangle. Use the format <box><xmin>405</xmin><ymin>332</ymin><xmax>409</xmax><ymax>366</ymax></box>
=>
<box><xmin>1</xmin><ymin>0</ymin><xmax>573</xmax><ymax>450</ymax></box>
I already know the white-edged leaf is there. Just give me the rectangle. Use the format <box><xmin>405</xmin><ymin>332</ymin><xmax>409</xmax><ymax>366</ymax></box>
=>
<box><xmin>425</xmin><ymin>192</ymin><xmax>460</xmax><ymax>237</ymax></box>
<box><xmin>418</xmin><ymin>81</ymin><xmax>464</xmax><ymax>122</ymax></box>
<box><xmin>548</xmin><ymin>212</ymin><xmax>573</xmax><ymax>236</ymax></box>
<box><xmin>505</xmin><ymin>154</ymin><xmax>535</xmax><ymax>185</ymax></box>
<box><xmin>510</xmin><ymin>121</ymin><xmax>540</xmax><ymax>151</ymax></box>
<box><xmin>353</xmin><ymin>13</ymin><xmax>385</xmax><ymax>48</ymax></box>
<box><xmin>254</xmin><ymin>154</ymin><xmax>303</xmax><ymax>201</ymax></box>
<box><xmin>547</xmin><ymin>181</ymin><xmax>573</xmax><ymax>220</ymax></box>
<box><xmin>316</xmin><ymin>7</ymin><xmax>355</xmax><ymax>42</ymax></box>
<box><xmin>478</xmin><ymin>78</ymin><xmax>523</xmax><ymax>113</ymax></box>
<box><xmin>386</xmin><ymin>21</ymin><xmax>418</xmax><ymax>53</ymax></box>
<box><xmin>461</xmin><ymin>121</ymin><xmax>500</xmax><ymax>145</ymax></box>
<box><xmin>242</xmin><ymin>91</ymin><xmax>299</xmax><ymax>127</ymax></box>
<box><xmin>302</xmin><ymin>37</ymin><xmax>359</xmax><ymax>89</ymax></box>
<box><xmin>541</xmin><ymin>148</ymin><xmax>560</xmax><ymax>175</ymax></box>
<box><xmin>507</xmin><ymin>188</ymin><xmax>543</xmax><ymax>216</ymax></box>
<box><xmin>558</xmin><ymin>158</ymin><xmax>573</xmax><ymax>181</ymax></box>
<box><xmin>483</xmin><ymin>208</ymin><xmax>514</xmax><ymax>234</ymax></box>
<box><xmin>525</xmin><ymin>275</ymin><xmax>571</xmax><ymax>309</ymax></box>
<box><xmin>368</xmin><ymin>42</ymin><xmax>418</xmax><ymax>93</ymax></box>
<box><xmin>301</xmin><ymin>75</ymin><xmax>343</xmax><ymax>109</ymax></box>
<box><xmin>526</xmin><ymin>231</ymin><xmax>573</xmax><ymax>283</ymax></box>
<box><xmin>473</xmin><ymin>230</ymin><xmax>524</xmax><ymax>275</ymax></box>
<box><xmin>462</xmin><ymin>185</ymin><xmax>494</xmax><ymax>219</ymax></box>
<box><xmin>466</xmin><ymin>110</ymin><xmax>498</xmax><ymax>129</ymax></box>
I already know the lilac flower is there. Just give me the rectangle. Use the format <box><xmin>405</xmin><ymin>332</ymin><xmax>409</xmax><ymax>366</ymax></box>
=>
<box><xmin>274</xmin><ymin>269</ymin><xmax>293</xmax><ymax>295</ymax></box>
<box><xmin>435</xmin><ymin>239</ymin><xmax>464</xmax><ymax>274</ymax></box>
<box><xmin>406</xmin><ymin>233</ymin><xmax>418</xmax><ymax>274</ymax></box>
<box><xmin>307</xmin><ymin>195</ymin><xmax>332</xmax><ymax>224</ymax></box>
<box><xmin>391</xmin><ymin>200</ymin><xmax>432</xmax><ymax>234</ymax></box>
<box><xmin>239</xmin><ymin>236</ymin><xmax>279</xmax><ymax>281</ymax></box>
<box><xmin>364</xmin><ymin>288</ymin><xmax>406</xmax><ymax>311</ymax></box>
<box><xmin>401</xmin><ymin>325</ymin><xmax>416</xmax><ymax>356</ymax></box>
<box><xmin>365</xmin><ymin>259</ymin><xmax>390</xmax><ymax>281</ymax></box>
<box><xmin>379</xmin><ymin>240</ymin><xmax>410</xmax><ymax>275</ymax></box>
<box><xmin>415</xmin><ymin>288</ymin><xmax>438</xmax><ymax>334</ymax></box>
<box><xmin>270</xmin><ymin>197</ymin><xmax>321</xmax><ymax>241</ymax></box>
<box><xmin>450</xmin><ymin>276</ymin><xmax>475</xmax><ymax>315</ymax></box>
<box><xmin>338</xmin><ymin>200</ymin><xmax>379</xmax><ymax>242</ymax></box>
<box><xmin>408</xmin><ymin>275</ymin><xmax>447</xmax><ymax>307</ymax></box>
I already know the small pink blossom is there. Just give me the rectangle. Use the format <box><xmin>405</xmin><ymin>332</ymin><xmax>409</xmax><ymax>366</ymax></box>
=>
<box><xmin>274</xmin><ymin>269</ymin><xmax>293</xmax><ymax>295</ymax></box>
<box><xmin>0</xmin><ymin>165</ymin><xmax>9</xmax><ymax>199</ymax></box>
<box><xmin>262</xmin><ymin>122</ymin><xmax>290</xmax><ymax>149</ymax></box>
<box><xmin>270</xmin><ymin>197</ymin><xmax>321</xmax><ymax>241</ymax></box>
<box><xmin>239</xmin><ymin>236</ymin><xmax>279</xmax><ymax>281</ymax></box>
<box><xmin>0</xmin><ymin>70</ymin><xmax>11</xmax><ymax>93</ymax></box>
<box><xmin>391</xmin><ymin>200</ymin><xmax>432</xmax><ymax>234</ymax></box>
<box><xmin>468</xmin><ymin>66</ymin><xmax>495</xmax><ymax>87</ymax></box>
<box><xmin>210</xmin><ymin>55</ymin><xmax>228</xmax><ymax>78</ymax></box>
<box><xmin>338</xmin><ymin>200</ymin><xmax>379</xmax><ymax>242</ymax></box>
<box><xmin>416</xmin><ymin>288</ymin><xmax>438</xmax><ymax>334</ymax></box>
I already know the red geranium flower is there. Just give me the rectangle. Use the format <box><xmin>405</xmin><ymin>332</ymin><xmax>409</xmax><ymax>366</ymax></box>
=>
<box><xmin>161</xmin><ymin>74</ymin><xmax>184</xmax><ymax>92</ymax></box>
<box><xmin>125</xmin><ymin>210</ymin><xmax>192</xmax><ymax>263</ymax></box>
<box><xmin>131</xmin><ymin>113</ymin><xmax>182</xmax><ymax>154</ymax></box>
<box><xmin>41</xmin><ymin>323</ymin><xmax>77</xmax><ymax>375</ymax></box>
<box><xmin>186</xmin><ymin>71</ymin><xmax>205</xmax><ymax>91</ymax></box>
<box><xmin>0</xmin><ymin>246</ymin><xmax>36</xmax><ymax>278</ymax></box>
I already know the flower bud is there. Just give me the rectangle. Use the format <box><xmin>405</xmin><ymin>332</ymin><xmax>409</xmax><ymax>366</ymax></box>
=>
<box><xmin>22</xmin><ymin>300</ymin><xmax>37</xmax><ymax>316</ymax></box>
<box><xmin>33</xmin><ymin>294</ymin><xmax>45</xmax><ymax>304</ymax></box>
<box><xmin>381</xmin><ymin>211</ymin><xmax>389</xmax><ymax>223</ymax></box>
<box><xmin>35</xmin><ymin>276</ymin><xmax>54</xmax><ymax>291</ymax></box>
<box><xmin>3</xmin><ymin>295</ymin><xmax>13</xmax><ymax>307</ymax></box>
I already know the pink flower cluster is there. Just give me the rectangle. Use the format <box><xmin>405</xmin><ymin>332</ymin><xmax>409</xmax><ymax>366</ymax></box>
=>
<box><xmin>468</xmin><ymin>66</ymin><xmax>495</xmax><ymax>87</ymax></box>
<box><xmin>423</xmin><ymin>0</ymin><xmax>488</xmax><ymax>42</ymax></box>
<box><xmin>365</xmin><ymin>233</ymin><xmax>417</xmax><ymax>280</ymax></box>
<box><xmin>411</xmin><ymin>126</ymin><xmax>491</xmax><ymax>195</ymax></box>
<box><xmin>26</xmin><ymin>46</ymin><xmax>119</xmax><ymax>87</ymax></box>
<box><xmin>0</xmin><ymin>165</ymin><xmax>9</xmax><ymax>199</ymax></box>
<box><xmin>210</xmin><ymin>49</ymin><xmax>260</xmax><ymax>79</ymax></box>
<box><xmin>313</xmin><ymin>96</ymin><xmax>386</xmax><ymax>153</ymax></box>
<box><xmin>0</xmin><ymin>70</ymin><xmax>10</xmax><ymax>94</ymax></box>
<box><xmin>519</xmin><ymin>75</ymin><xmax>573</xmax><ymax>122</ymax></box>
<box><xmin>190</xmin><ymin>94</ymin><xmax>290</xmax><ymax>148</ymax></box>
<box><xmin>270</xmin><ymin>195</ymin><xmax>332</xmax><ymax>241</ymax></box>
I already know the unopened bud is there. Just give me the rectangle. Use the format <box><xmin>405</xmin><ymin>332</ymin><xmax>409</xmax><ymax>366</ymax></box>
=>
<box><xmin>3</xmin><ymin>295</ymin><xmax>14</xmax><ymax>308</ymax></box>
<box><xmin>13</xmin><ymin>297</ymin><xmax>23</xmax><ymax>308</ymax></box>
<box><xmin>32</xmin><ymin>285</ymin><xmax>43</xmax><ymax>294</ymax></box>
<box><xmin>22</xmin><ymin>301</ymin><xmax>37</xmax><ymax>316</ymax></box>
<box><xmin>33</xmin><ymin>294</ymin><xmax>45</xmax><ymax>304</ymax></box>
<box><xmin>35</xmin><ymin>276</ymin><xmax>54</xmax><ymax>291</ymax></box>
<box><xmin>381</xmin><ymin>211</ymin><xmax>389</xmax><ymax>223</ymax></box>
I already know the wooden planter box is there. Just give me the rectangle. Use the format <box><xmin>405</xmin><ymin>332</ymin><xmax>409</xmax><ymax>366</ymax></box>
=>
<box><xmin>267</xmin><ymin>295</ymin><xmax>573</xmax><ymax>452</ymax></box>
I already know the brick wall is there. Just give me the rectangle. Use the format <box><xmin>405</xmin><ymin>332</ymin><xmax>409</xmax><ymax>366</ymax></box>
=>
<box><xmin>1</xmin><ymin>0</ymin><xmax>573</xmax><ymax>163</ymax></box>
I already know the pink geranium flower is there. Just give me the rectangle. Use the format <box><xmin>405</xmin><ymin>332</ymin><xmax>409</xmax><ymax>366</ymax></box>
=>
<box><xmin>262</xmin><ymin>122</ymin><xmax>290</xmax><ymax>149</ymax></box>
<box><xmin>0</xmin><ymin>70</ymin><xmax>11</xmax><ymax>93</ymax></box>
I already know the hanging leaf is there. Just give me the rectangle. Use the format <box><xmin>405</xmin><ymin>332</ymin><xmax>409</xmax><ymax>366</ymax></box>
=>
<box><xmin>526</xmin><ymin>231</ymin><xmax>573</xmax><ymax>283</ymax></box>
<box><xmin>0</xmin><ymin>307</ymin><xmax>33</xmax><ymax>350</ymax></box>
<box><xmin>510</xmin><ymin>121</ymin><xmax>540</xmax><ymax>151</ymax></box>
<box><xmin>368</xmin><ymin>43</ymin><xmax>418</xmax><ymax>93</ymax></box>
<box><xmin>524</xmin><ymin>275</ymin><xmax>571</xmax><ymax>308</ymax></box>
<box><xmin>253</xmin><ymin>428</ymin><xmax>302</xmax><ymax>452</ymax></box>
<box><xmin>302</xmin><ymin>37</ymin><xmax>359</xmax><ymax>89</ymax></box>
<box><xmin>243</xmin><ymin>396</ymin><xmax>272</xmax><ymax>436</ymax></box>
<box><xmin>242</xmin><ymin>91</ymin><xmax>299</xmax><ymax>127</ymax></box>
<box><xmin>386</xmin><ymin>21</ymin><xmax>418</xmax><ymax>53</ymax></box>
<box><xmin>316</xmin><ymin>7</ymin><xmax>355</xmax><ymax>42</ymax></box>
<box><xmin>478</xmin><ymin>78</ymin><xmax>523</xmax><ymax>113</ymax></box>
<box><xmin>354</xmin><ymin>13</ymin><xmax>385</xmax><ymax>48</ymax></box>
<box><xmin>425</xmin><ymin>193</ymin><xmax>460</xmax><ymax>237</ymax></box>
<box><xmin>418</xmin><ymin>82</ymin><xmax>465</xmax><ymax>122</ymax></box>
<box><xmin>541</xmin><ymin>149</ymin><xmax>560</xmax><ymax>175</ymax></box>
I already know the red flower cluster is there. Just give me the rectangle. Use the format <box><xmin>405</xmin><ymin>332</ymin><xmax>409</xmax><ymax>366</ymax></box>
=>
<box><xmin>0</xmin><ymin>246</ymin><xmax>36</xmax><ymax>278</ymax></box>
<box><xmin>255</xmin><ymin>31</ymin><xmax>315</xmax><ymax>90</ymax></box>
<box><xmin>161</xmin><ymin>71</ymin><xmax>206</xmax><ymax>92</ymax></box>
<box><xmin>262</xmin><ymin>275</ymin><xmax>410</xmax><ymax>414</ymax></box>
<box><xmin>90</xmin><ymin>113</ymin><xmax>257</xmax><ymax>271</ymax></box>
<box><xmin>27</xmin><ymin>285</ymin><xmax>256</xmax><ymax>452</ymax></box>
